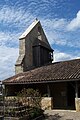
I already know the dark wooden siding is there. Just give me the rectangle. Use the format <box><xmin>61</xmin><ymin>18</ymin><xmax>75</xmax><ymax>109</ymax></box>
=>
<box><xmin>33</xmin><ymin>46</ymin><xmax>40</xmax><ymax>67</ymax></box>
<box><xmin>33</xmin><ymin>45</ymin><xmax>53</xmax><ymax>67</ymax></box>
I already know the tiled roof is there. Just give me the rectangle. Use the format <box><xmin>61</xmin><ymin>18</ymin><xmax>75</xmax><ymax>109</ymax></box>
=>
<box><xmin>3</xmin><ymin>58</ymin><xmax>80</xmax><ymax>84</ymax></box>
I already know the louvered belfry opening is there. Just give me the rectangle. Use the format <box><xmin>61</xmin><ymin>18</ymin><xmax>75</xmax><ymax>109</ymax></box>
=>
<box><xmin>33</xmin><ymin>39</ymin><xmax>53</xmax><ymax>67</ymax></box>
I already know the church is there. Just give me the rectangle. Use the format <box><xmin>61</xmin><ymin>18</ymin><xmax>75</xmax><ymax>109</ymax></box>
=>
<box><xmin>3</xmin><ymin>19</ymin><xmax>80</xmax><ymax>111</ymax></box>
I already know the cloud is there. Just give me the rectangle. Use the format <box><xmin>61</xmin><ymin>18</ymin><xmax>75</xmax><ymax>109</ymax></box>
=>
<box><xmin>41</xmin><ymin>18</ymin><xmax>80</xmax><ymax>48</ymax></box>
<box><xmin>0</xmin><ymin>31</ymin><xmax>20</xmax><ymax>47</ymax></box>
<box><xmin>0</xmin><ymin>5</ymin><xmax>69</xmax><ymax>47</ymax></box>
<box><xmin>0</xmin><ymin>5</ymin><xmax>34</xmax><ymax>29</ymax></box>
<box><xmin>0</xmin><ymin>0</ymin><xmax>58</xmax><ymax>28</ymax></box>
<box><xmin>54</xmin><ymin>50</ymin><xmax>78</xmax><ymax>62</ymax></box>
<box><xmin>0</xmin><ymin>0</ymin><xmax>65</xmax><ymax>26</ymax></box>
<box><xmin>41</xmin><ymin>18</ymin><xmax>67</xmax><ymax>29</ymax></box>
<box><xmin>41</xmin><ymin>18</ymin><xmax>68</xmax><ymax>45</ymax></box>
<box><xmin>0</xmin><ymin>6</ymin><xmax>67</xmax><ymax>47</ymax></box>
<box><xmin>67</xmin><ymin>10</ymin><xmax>80</xmax><ymax>31</ymax></box>
<box><xmin>0</xmin><ymin>45</ymin><xmax>18</xmax><ymax>80</ymax></box>
<box><xmin>0</xmin><ymin>5</ymin><xmax>35</xmax><ymax>80</ymax></box>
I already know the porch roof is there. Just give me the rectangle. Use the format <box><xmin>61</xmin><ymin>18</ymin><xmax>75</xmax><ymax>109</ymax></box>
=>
<box><xmin>3</xmin><ymin>58</ymin><xmax>80</xmax><ymax>85</ymax></box>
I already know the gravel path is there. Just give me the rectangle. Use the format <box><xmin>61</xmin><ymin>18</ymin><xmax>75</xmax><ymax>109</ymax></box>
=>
<box><xmin>44</xmin><ymin>110</ymin><xmax>80</xmax><ymax>120</ymax></box>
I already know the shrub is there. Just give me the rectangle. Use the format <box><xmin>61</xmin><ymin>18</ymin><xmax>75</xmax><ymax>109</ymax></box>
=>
<box><xmin>4</xmin><ymin>88</ymin><xmax>44</xmax><ymax>119</ymax></box>
<box><xmin>17</xmin><ymin>88</ymin><xmax>41</xmax><ymax>108</ymax></box>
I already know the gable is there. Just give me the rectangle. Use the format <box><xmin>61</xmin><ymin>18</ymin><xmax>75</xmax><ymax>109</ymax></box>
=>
<box><xmin>19</xmin><ymin>19</ymin><xmax>51</xmax><ymax>47</ymax></box>
<box><xmin>15</xmin><ymin>19</ymin><xmax>53</xmax><ymax>74</ymax></box>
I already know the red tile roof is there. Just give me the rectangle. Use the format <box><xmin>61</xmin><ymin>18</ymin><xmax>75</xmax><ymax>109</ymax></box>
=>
<box><xmin>3</xmin><ymin>59</ymin><xmax>80</xmax><ymax>84</ymax></box>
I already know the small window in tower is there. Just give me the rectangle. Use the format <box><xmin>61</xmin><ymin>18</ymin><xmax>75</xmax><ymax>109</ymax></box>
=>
<box><xmin>38</xmin><ymin>26</ymin><xmax>41</xmax><ymax>34</ymax></box>
<box><xmin>38</xmin><ymin>26</ymin><xmax>42</xmax><ymax>40</ymax></box>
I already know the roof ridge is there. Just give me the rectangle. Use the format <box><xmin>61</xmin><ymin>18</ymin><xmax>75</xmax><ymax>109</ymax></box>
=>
<box><xmin>19</xmin><ymin>19</ymin><xmax>39</xmax><ymax>39</ymax></box>
<box><xmin>53</xmin><ymin>58</ymin><xmax>80</xmax><ymax>64</ymax></box>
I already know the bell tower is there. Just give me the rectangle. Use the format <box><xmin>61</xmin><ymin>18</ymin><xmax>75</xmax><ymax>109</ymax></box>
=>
<box><xmin>15</xmin><ymin>19</ymin><xmax>53</xmax><ymax>74</ymax></box>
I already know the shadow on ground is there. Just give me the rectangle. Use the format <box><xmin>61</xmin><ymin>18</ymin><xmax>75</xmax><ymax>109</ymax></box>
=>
<box><xmin>44</xmin><ymin>113</ymin><xmax>62</xmax><ymax>120</ymax></box>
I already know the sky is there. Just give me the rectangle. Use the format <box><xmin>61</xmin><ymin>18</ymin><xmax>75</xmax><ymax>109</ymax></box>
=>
<box><xmin>0</xmin><ymin>0</ymin><xmax>80</xmax><ymax>80</ymax></box>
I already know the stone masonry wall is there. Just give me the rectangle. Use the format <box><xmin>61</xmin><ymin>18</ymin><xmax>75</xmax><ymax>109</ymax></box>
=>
<box><xmin>75</xmin><ymin>98</ymin><xmax>80</xmax><ymax>111</ymax></box>
<box><xmin>5</xmin><ymin>96</ymin><xmax>53</xmax><ymax>110</ymax></box>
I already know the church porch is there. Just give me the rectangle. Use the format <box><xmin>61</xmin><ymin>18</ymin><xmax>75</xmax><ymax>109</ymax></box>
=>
<box><xmin>4</xmin><ymin>80</ymin><xmax>80</xmax><ymax>111</ymax></box>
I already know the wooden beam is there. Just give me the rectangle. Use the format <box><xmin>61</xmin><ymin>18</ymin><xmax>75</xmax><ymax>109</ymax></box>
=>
<box><xmin>75</xmin><ymin>81</ymin><xmax>78</xmax><ymax>98</ymax></box>
<box><xmin>38</xmin><ymin>46</ymin><xmax>41</xmax><ymax>66</ymax></box>
<box><xmin>47</xmin><ymin>84</ymin><xmax>50</xmax><ymax>97</ymax></box>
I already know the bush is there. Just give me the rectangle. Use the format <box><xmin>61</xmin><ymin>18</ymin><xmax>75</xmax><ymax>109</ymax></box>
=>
<box><xmin>17</xmin><ymin>88</ymin><xmax>44</xmax><ymax>119</ymax></box>
<box><xmin>4</xmin><ymin>88</ymin><xmax>44</xmax><ymax>119</ymax></box>
<box><xmin>17</xmin><ymin>88</ymin><xmax>41</xmax><ymax>108</ymax></box>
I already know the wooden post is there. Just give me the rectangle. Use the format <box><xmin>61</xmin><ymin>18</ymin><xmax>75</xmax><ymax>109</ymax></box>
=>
<box><xmin>47</xmin><ymin>84</ymin><xmax>50</xmax><ymax>97</ymax></box>
<box><xmin>75</xmin><ymin>81</ymin><xmax>79</xmax><ymax>111</ymax></box>
<box><xmin>75</xmin><ymin>81</ymin><xmax>78</xmax><ymax>98</ymax></box>
<box><xmin>38</xmin><ymin>46</ymin><xmax>41</xmax><ymax>66</ymax></box>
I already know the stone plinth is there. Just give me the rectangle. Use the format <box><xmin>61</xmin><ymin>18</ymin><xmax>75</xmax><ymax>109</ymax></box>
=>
<box><xmin>41</xmin><ymin>97</ymin><xmax>53</xmax><ymax>110</ymax></box>
<box><xmin>75</xmin><ymin>98</ymin><xmax>80</xmax><ymax>111</ymax></box>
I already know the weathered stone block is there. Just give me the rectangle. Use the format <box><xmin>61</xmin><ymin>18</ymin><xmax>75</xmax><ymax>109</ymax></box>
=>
<box><xmin>41</xmin><ymin>97</ymin><xmax>53</xmax><ymax>110</ymax></box>
<box><xmin>75</xmin><ymin>98</ymin><xmax>80</xmax><ymax>111</ymax></box>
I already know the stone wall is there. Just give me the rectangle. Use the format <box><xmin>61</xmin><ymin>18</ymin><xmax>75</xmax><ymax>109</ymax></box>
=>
<box><xmin>41</xmin><ymin>97</ymin><xmax>53</xmax><ymax>110</ymax></box>
<box><xmin>5</xmin><ymin>96</ymin><xmax>53</xmax><ymax>110</ymax></box>
<box><xmin>75</xmin><ymin>98</ymin><xmax>80</xmax><ymax>111</ymax></box>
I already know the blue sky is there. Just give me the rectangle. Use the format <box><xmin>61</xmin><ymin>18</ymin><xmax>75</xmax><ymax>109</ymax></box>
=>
<box><xmin>0</xmin><ymin>0</ymin><xmax>80</xmax><ymax>80</ymax></box>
